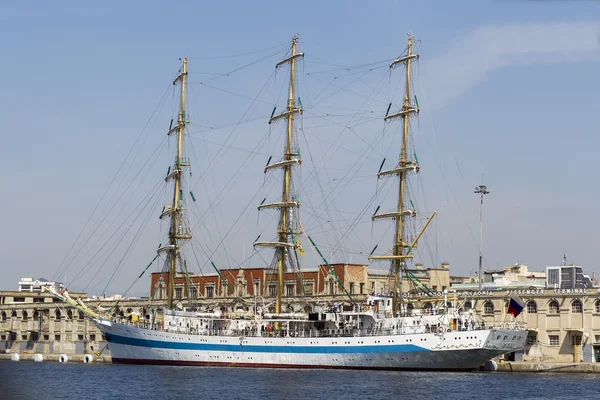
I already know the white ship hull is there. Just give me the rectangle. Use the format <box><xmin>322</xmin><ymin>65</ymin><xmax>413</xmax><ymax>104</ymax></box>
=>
<box><xmin>97</xmin><ymin>319</ymin><xmax>527</xmax><ymax>370</ymax></box>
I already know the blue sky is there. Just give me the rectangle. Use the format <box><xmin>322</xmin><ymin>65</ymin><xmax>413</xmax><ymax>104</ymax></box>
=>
<box><xmin>1</xmin><ymin>1</ymin><xmax>599</xmax><ymax>296</ymax></box>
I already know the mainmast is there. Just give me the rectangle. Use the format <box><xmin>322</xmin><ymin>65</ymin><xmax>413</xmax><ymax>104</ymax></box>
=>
<box><xmin>254</xmin><ymin>37</ymin><xmax>304</xmax><ymax>314</ymax></box>
<box><xmin>370</xmin><ymin>34</ymin><xmax>435</xmax><ymax>315</ymax></box>
<box><xmin>162</xmin><ymin>58</ymin><xmax>191</xmax><ymax>309</ymax></box>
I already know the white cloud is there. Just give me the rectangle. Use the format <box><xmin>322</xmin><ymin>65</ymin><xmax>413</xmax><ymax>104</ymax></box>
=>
<box><xmin>423</xmin><ymin>21</ymin><xmax>600</xmax><ymax>109</ymax></box>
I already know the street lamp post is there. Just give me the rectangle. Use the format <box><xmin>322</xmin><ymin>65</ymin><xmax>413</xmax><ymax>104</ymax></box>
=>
<box><xmin>475</xmin><ymin>184</ymin><xmax>489</xmax><ymax>289</ymax></box>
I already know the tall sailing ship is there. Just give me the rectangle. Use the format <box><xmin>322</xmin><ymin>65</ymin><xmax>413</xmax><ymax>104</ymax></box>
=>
<box><xmin>50</xmin><ymin>36</ymin><xmax>527</xmax><ymax>370</ymax></box>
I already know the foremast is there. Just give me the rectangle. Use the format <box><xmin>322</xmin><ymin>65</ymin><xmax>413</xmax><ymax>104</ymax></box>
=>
<box><xmin>254</xmin><ymin>37</ymin><xmax>304</xmax><ymax>315</ymax></box>
<box><xmin>162</xmin><ymin>58</ymin><xmax>191</xmax><ymax>309</ymax></box>
<box><xmin>369</xmin><ymin>34</ymin><xmax>435</xmax><ymax>315</ymax></box>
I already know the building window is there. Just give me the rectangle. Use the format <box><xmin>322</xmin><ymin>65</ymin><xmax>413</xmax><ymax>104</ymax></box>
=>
<box><xmin>349</xmin><ymin>283</ymin><xmax>355</xmax><ymax>295</ymax></box>
<box><xmin>90</xmin><ymin>334</ymin><xmax>96</xmax><ymax>341</ymax></box>
<box><xmin>329</xmin><ymin>280</ymin><xmax>335</xmax><ymax>295</ymax></box>
<box><xmin>595</xmin><ymin>300</ymin><xmax>600</xmax><ymax>313</ymax></box>
<box><xmin>483</xmin><ymin>301</ymin><xmax>494</xmax><ymax>315</ymax></box>
<box><xmin>268</xmin><ymin>285</ymin><xmax>276</xmax><ymax>297</ymax></box>
<box><xmin>206</xmin><ymin>286</ymin><xmax>214</xmax><ymax>298</ymax></box>
<box><xmin>1</xmin><ymin>311</ymin><xmax>6</xmax><ymax>321</ymax></box>
<box><xmin>55</xmin><ymin>310</ymin><xmax>62</xmax><ymax>320</ymax></box>
<box><xmin>572</xmin><ymin>300</ymin><xmax>583</xmax><ymax>313</ymax></box>
<box><xmin>78</xmin><ymin>334</ymin><xmax>84</xmax><ymax>341</ymax></box>
<box><xmin>174</xmin><ymin>288</ymin><xmax>183</xmax><ymax>299</ymax></box>
<box><xmin>305</xmin><ymin>283</ymin><xmax>314</xmax><ymax>295</ymax></box>
<box><xmin>406</xmin><ymin>304</ymin><xmax>414</xmax><ymax>315</ymax></box>
<box><xmin>254</xmin><ymin>281</ymin><xmax>260</xmax><ymax>296</ymax></box>
<box><xmin>548</xmin><ymin>300</ymin><xmax>559</xmax><ymax>314</ymax></box>
<box><xmin>222</xmin><ymin>282</ymin><xmax>229</xmax><ymax>297</ymax></box>
<box><xmin>526</xmin><ymin>301</ymin><xmax>537</xmax><ymax>314</ymax></box>
<box><xmin>285</xmin><ymin>284</ymin><xmax>295</xmax><ymax>297</ymax></box>
<box><xmin>571</xmin><ymin>335</ymin><xmax>582</xmax><ymax>346</ymax></box>
<box><xmin>464</xmin><ymin>301</ymin><xmax>472</xmax><ymax>311</ymax></box>
<box><xmin>190</xmin><ymin>287</ymin><xmax>198</xmax><ymax>299</ymax></box>
<box><xmin>371</xmin><ymin>282</ymin><xmax>375</xmax><ymax>294</ymax></box>
<box><xmin>22</xmin><ymin>311</ymin><xmax>28</xmax><ymax>321</ymax></box>
<box><xmin>55</xmin><ymin>334</ymin><xmax>61</xmax><ymax>342</ymax></box>
<box><xmin>549</xmin><ymin>335</ymin><xmax>559</xmax><ymax>346</ymax></box>
<box><xmin>359</xmin><ymin>283</ymin><xmax>364</xmax><ymax>294</ymax></box>
<box><xmin>43</xmin><ymin>334</ymin><xmax>49</xmax><ymax>341</ymax></box>
<box><xmin>21</xmin><ymin>335</ymin><xmax>27</xmax><ymax>341</ymax></box>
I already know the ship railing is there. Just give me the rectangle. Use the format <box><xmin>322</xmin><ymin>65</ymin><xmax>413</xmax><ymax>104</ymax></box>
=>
<box><xmin>109</xmin><ymin>317</ymin><xmax>521</xmax><ymax>338</ymax></box>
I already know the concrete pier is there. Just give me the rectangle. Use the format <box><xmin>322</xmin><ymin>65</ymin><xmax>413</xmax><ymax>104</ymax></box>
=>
<box><xmin>497</xmin><ymin>361</ymin><xmax>600</xmax><ymax>373</ymax></box>
<box><xmin>0</xmin><ymin>353</ymin><xmax>111</xmax><ymax>363</ymax></box>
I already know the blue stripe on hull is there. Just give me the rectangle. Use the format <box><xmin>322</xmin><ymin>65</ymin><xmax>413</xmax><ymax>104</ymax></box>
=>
<box><xmin>107</xmin><ymin>333</ymin><xmax>429</xmax><ymax>354</ymax></box>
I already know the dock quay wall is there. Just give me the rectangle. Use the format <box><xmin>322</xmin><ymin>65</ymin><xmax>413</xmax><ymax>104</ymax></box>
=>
<box><xmin>0</xmin><ymin>353</ymin><xmax>111</xmax><ymax>363</ymax></box>
<box><xmin>497</xmin><ymin>361</ymin><xmax>600</xmax><ymax>373</ymax></box>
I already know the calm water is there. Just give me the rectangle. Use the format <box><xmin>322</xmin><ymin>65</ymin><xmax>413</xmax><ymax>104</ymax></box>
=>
<box><xmin>1</xmin><ymin>362</ymin><xmax>600</xmax><ymax>400</ymax></box>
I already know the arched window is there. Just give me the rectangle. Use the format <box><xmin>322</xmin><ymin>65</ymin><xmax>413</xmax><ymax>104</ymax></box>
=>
<box><xmin>78</xmin><ymin>311</ymin><xmax>84</xmax><ymax>320</ymax></box>
<box><xmin>33</xmin><ymin>311</ymin><xmax>39</xmax><ymax>321</ymax></box>
<box><xmin>483</xmin><ymin>301</ymin><xmax>494</xmax><ymax>314</ymax></box>
<box><xmin>55</xmin><ymin>309</ymin><xmax>62</xmax><ymax>320</ymax></box>
<box><xmin>548</xmin><ymin>300</ymin><xmax>559</xmax><ymax>314</ymax></box>
<box><xmin>66</xmin><ymin>309</ymin><xmax>73</xmax><ymax>320</ymax></box>
<box><xmin>595</xmin><ymin>300</ymin><xmax>600</xmax><ymax>313</ymax></box>
<box><xmin>1</xmin><ymin>311</ymin><xmax>6</xmax><ymax>321</ymax></box>
<box><xmin>22</xmin><ymin>311</ymin><xmax>28</xmax><ymax>321</ymax></box>
<box><xmin>423</xmin><ymin>303</ymin><xmax>433</xmax><ymax>315</ymax></box>
<box><xmin>11</xmin><ymin>311</ymin><xmax>17</xmax><ymax>318</ymax></box>
<box><xmin>464</xmin><ymin>301</ymin><xmax>472</xmax><ymax>311</ymax></box>
<box><xmin>406</xmin><ymin>303</ymin><xmax>414</xmax><ymax>315</ymax></box>
<box><xmin>572</xmin><ymin>299</ymin><xmax>583</xmax><ymax>313</ymax></box>
<box><xmin>526</xmin><ymin>301</ymin><xmax>537</xmax><ymax>314</ymax></box>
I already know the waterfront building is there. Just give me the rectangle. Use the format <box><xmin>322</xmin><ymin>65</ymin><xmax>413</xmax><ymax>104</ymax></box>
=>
<box><xmin>149</xmin><ymin>262</ymin><xmax>450</xmax><ymax>302</ymax></box>
<box><xmin>451</xmin><ymin>287</ymin><xmax>600</xmax><ymax>363</ymax></box>
<box><xmin>0</xmin><ymin>290</ymin><xmax>102</xmax><ymax>355</ymax></box>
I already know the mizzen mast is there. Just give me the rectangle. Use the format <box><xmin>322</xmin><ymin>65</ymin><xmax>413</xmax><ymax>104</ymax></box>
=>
<box><xmin>161</xmin><ymin>57</ymin><xmax>191</xmax><ymax>309</ymax></box>
<box><xmin>369</xmin><ymin>34</ymin><xmax>435</xmax><ymax>315</ymax></box>
<box><xmin>254</xmin><ymin>37</ymin><xmax>304</xmax><ymax>315</ymax></box>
